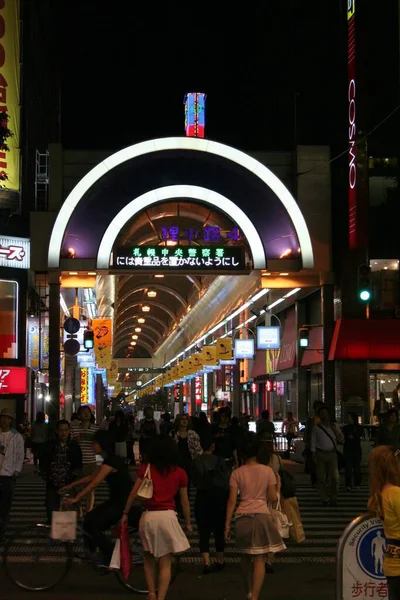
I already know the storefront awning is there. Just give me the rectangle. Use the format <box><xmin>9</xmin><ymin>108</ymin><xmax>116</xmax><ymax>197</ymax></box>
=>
<box><xmin>328</xmin><ymin>318</ymin><xmax>400</xmax><ymax>360</ymax></box>
<box><xmin>251</xmin><ymin>350</ymin><xmax>267</xmax><ymax>379</ymax></box>
<box><xmin>277</xmin><ymin>308</ymin><xmax>296</xmax><ymax>371</ymax></box>
<box><xmin>301</xmin><ymin>326</ymin><xmax>323</xmax><ymax>366</ymax></box>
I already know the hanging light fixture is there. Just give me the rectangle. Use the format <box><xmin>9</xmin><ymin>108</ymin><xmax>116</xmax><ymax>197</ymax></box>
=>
<box><xmin>132</xmin><ymin>335</ymin><xmax>138</xmax><ymax>340</ymax></box>
<box><xmin>142</xmin><ymin>305</ymin><xmax>150</xmax><ymax>312</ymax></box>
<box><xmin>138</xmin><ymin>317</ymin><xmax>145</xmax><ymax>324</ymax></box>
<box><xmin>147</xmin><ymin>290</ymin><xmax>157</xmax><ymax>298</ymax></box>
<box><xmin>131</xmin><ymin>341</ymin><xmax>137</xmax><ymax>346</ymax></box>
<box><xmin>135</xmin><ymin>327</ymin><xmax>142</xmax><ymax>333</ymax></box>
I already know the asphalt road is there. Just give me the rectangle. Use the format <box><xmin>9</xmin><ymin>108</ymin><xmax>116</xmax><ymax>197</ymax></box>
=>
<box><xmin>0</xmin><ymin>562</ymin><xmax>336</xmax><ymax>600</ymax></box>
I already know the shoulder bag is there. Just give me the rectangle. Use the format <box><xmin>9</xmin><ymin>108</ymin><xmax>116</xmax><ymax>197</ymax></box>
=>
<box><xmin>137</xmin><ymin>464</ymin><xmax>153</xmax><ymax>499</ymax></box>
<box><xmin>269</xmin><ymin>493</ymin><xmax>291</xmax><ymax>538</ymax></box>
<box><xmin>317</xmin><ymin>424</ymin><xmax>345</xmax><ymax>471</ymax></box>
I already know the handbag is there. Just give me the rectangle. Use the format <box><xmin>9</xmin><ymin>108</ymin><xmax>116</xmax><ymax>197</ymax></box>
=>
<box><xmin>109</xmin><ymin>539</ymin><xmax>121</xmax><ymax>570</ymax></box>
<box><xmin>269</xmin><ymin>494</ymin><xmax>291</xmax><ymax>539</ymax></box>
<box><xmin>51</xmin><ymin>510</ymin><xmax>77</xmax><ymax>541</ymax></box>
<box><xmin>137</xmin><ymin>463</ymin><xmax>153</xmax><ymax>499</ymax></box>
<box><xmin>317</xmin><ymin>424</ymin><xmax>345</xmax><ymax>471</ymax></box>
<box><xmin>282</xmin><ymin>497</ymin><xmax>306</xmax><ymax>543</ymax></box>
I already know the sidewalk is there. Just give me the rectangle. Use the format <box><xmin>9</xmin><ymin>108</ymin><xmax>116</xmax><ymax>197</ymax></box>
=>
<box><xmin>0</xmin><ymin>563</ymin><xmax>336</xmax><ymax>600</ymax></box>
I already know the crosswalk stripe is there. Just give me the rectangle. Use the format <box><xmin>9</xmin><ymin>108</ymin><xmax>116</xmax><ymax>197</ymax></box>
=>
<box><xmin>3</xmin><ymin>474</ymin><xmax>369</xmax><ymax>564</ymax></box>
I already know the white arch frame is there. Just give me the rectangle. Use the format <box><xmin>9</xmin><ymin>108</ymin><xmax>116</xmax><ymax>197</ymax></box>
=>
<box><xmin>48</xmin><ymin>137</ymin><xmax>314</xmax><ymax>269</ymax></box>
<box><xmin>97</xmin><ymin>185</ymin><xmax>266</xmax><ymax>269</ymax></box>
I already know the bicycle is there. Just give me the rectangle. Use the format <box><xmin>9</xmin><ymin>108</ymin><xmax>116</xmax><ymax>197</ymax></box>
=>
<box><xmin>3</xmin><ymin>496</ymin><xmax>179</xmax><ymax>593</ymax></box>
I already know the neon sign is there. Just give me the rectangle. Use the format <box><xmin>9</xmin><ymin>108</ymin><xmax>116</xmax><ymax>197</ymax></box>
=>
<box><xmin>112</xmin><ymin>246</ymin><xmax>246</xmax><ymax>271</ymax></box>
<box><xmin>0</xmin><ymin>367</ymin><xmax>27</xmax><ymax>394</ymax></box>
<box><xmin>160</xmin><ymin>226</ymin><xmax>240</xmax><ymax>244</ymax></box>
<box><xmin>347</xmin><ymin>0</ymin><xmax>356</xmax><ymax>248</ymax></box>
<box><xmin>184</xmin><ymin>92</ymin><xmax>206</xmax><ymax>138</ymax></box>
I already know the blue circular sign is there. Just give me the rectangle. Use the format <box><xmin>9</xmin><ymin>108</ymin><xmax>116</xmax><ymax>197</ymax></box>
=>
<box><xmin>356</xmin><ymin>524</ymin><xmax>386</xmax><ymax>580</ymax></box>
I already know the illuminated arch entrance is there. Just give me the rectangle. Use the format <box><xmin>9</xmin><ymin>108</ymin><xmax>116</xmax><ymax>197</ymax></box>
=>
<box><xmin>48</xmin><ymin>137</ymin><xmax>314</xmax><ymax>270</ymax></box>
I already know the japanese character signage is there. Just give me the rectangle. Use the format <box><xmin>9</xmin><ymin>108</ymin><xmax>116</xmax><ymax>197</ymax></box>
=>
<box><xmin>339</xmin><ymin>515</ymin><xmax>388</xmax><ymax>599</ymax></box>
<box><xmin>112</xmin><ymin>246</ymin><xmax>246</xmax><ymax>271</ymax></box>
<box><xmin>80</xmin><ymin>367</ymin><xmax>89</xmax><ymax>404</ymax></box>
<box><xmin>0</xmin><ymin>236</ymin><xmax>30</xmax><ymax>269</ymax></box>
<box><xmin>160</xmin><ymin>225</ymin><xmax>240</xmax><ymax>244</ymax></box>
<box><xmin>0</xmin><ymin>367</ymin><xmax>27</xmax><ymax>394</ymax></box>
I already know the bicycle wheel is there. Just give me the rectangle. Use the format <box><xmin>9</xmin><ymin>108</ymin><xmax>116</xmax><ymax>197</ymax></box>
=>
<box><xmin>117</xmin><ymin>532</ymin><xmax>180</xmax><ymax>595</ymax></box>
<box><xmin>3</xmin><ymin>524</ymin><xmax>72</xmax><ymax>591</ymax></box>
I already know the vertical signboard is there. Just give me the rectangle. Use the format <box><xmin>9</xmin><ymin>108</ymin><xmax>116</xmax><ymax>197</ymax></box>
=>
<box><xmin>92</xmin><ymin>318</ymin><xmax>113</xmax><ymax>369</ymax></box>
<box><xmin>80</xmin><ymin>367</ymin><xmax>89</xmax><ymax>404</ymax></box>
<box><xmin>0</xmin><ymin>279</ymin><xmax>17</xmax><ymax>358</ymax></box>
<box><xmin>184</xmin><ymin>92</ymin><xmax>206</xmax><ymax>138</ymax></box>
<box><xmin>0</xmin><ymin>0</ymin><xmax>20</xmax><ymax>190</ymax></box>
<box><xmin>347</xmin><ymin>0</ymin><xmax>356</xmax><ymax>248</ymax></box>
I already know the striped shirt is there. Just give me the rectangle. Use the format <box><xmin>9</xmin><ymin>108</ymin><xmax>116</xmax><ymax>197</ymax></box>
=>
<box><xmin>71</xmin><ymin>421</ymin><xmax>99</xmax><ymax>464</ymax></box>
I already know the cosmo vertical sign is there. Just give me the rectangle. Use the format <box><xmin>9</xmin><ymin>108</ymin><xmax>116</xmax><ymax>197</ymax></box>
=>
<box><xmin>347</xmin><ymin>0</ymin><xmax>356</xmax><ymax>248</ymax></box>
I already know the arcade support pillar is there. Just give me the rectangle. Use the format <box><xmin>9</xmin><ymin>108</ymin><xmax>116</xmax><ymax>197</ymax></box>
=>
<box><xmin>48</xmin><ymin>273</ymin><xmax>61</xmax><ymax>418</ymax></box>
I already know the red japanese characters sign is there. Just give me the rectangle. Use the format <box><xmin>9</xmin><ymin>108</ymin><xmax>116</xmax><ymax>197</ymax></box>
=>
<box><xmin>0</xmin><ymin>367</ymin><xmax>27</xmax><ymax>394</ymax></box>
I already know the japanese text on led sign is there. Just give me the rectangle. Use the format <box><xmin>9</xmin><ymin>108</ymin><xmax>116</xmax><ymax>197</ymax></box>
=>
<box><xmin>113</xmin><ymin>246</ymin><xmax>246</xmax><ymax>271</ymax></box>
<box><xmin>160</xmin><ymin>226</ymin><xmax>240</xmax><ymax>244</ymax></box>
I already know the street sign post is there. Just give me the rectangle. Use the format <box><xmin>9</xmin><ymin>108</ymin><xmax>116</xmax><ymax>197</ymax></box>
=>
<box><xmin>337</xmin><ymin>513</ymin><xmax>388</xmax><ymax>599</ymax></box>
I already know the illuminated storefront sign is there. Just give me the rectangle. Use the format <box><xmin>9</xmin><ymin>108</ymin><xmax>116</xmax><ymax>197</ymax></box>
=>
<box><xmin>160</xmin><ymin>226</ymin><xmax>240</xmax><ymax>243</ymax></box>
<box><xmin>0</xmin><ymin>0</ymin><xmax>20</xmax><ymax>191</ymax></box>
<box><xmin>184</xmin><ymin>92</ymin><xmax>206</xmax><ymax>138</ymax></box>
<box><xmin>195</xmin><ymin>376</ymin><xmax>202</xmax><ymax>406</ymax></box>
<box><xmin>347</xmin><ymin>0</ymin><xmax>356</xmax><ymax>248</ymax></box>
<box><xmin>80</xmin><ymin>367</ymin><xmax>89</xmax><ymax>404</ymax></box>
<box><xmin>0</xmin><ymin>279</ymin><xmax>18</xmax><ymax>359</ymax></box>
<box><xmin>0</xmin><ymin>236</ymin><xmax>30</xmax><ymax>269</ymax></box>
<box><xmin>257</xmin><ymin>326</ymin><xmax>280</xmax><ymax>350</ymax></box>
<box><xmin>27</xmin><ymin>317</ymin><xmax>49</xmax><ymax>370</ymax></box>
<box><xmin>0</xmin><ymin>367</ymin><xmax>27</xmax><ymax>394</ymax></box>
<box><xmin>235</xmin><ymin>339</ymin><xmax>255</xmax><ymax>359</ymax></box>
<box><xmin>113</xmin><ymin>246</ymin><xmax>246</xmax><ymax>271</ymax></box>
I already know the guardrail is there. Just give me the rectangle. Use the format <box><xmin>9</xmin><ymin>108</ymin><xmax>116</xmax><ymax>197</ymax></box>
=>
<box><xmin>336</xmin><ymin>512</ymin><xmax>388</xmax><ymax>600</ymax></box>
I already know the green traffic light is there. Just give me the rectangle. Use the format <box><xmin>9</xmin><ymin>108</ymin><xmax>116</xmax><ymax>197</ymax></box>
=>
<box><xmin>359</xmin><ymin>290</ymin><xmax>371</xmax><ymax>302</ymax></box>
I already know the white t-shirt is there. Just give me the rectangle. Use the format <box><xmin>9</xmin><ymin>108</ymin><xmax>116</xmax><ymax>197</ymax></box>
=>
<box><xmin>0</xmin><ymin>430</ymin><xmax>12</xmax><ymax>471</ymax></box>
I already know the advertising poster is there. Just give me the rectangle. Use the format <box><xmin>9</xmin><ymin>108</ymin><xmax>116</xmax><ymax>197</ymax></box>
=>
<box><xmin>0</xmin><ymin>0</ymin><xmax>20</xmax><ymax>190</ymax></box>
<box><xmin>92</xmin><ymin>318</ymin><xmax>113</xmax><ymax>369</ymax></box>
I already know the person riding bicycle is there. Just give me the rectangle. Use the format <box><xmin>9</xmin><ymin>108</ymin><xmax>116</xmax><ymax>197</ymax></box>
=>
<box><xmin>60</xmin><ymin>430</ymin><xmax>132</xmax><ymax>566</ymax></box>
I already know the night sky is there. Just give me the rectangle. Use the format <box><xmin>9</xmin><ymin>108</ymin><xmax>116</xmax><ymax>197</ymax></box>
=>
<box><xmin>60</xmin><ymin>1</ymin><xmax>399</xmax><ymax>154</ymax></box>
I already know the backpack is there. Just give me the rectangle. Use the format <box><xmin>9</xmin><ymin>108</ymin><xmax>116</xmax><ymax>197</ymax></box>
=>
<box><xmin>205</xmin><ymin>457</ymin><xmax>229</xmax><ymax>492</ymax></box>
<box><xmin>140</xmin><ymin>419</ymin><xmax>157</xmax><ymax>438</ymax></box>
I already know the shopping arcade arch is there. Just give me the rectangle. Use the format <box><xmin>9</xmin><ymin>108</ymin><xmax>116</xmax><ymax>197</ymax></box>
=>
<box><xmin>46</xmin><ymin>136</ymin><xmax>317</xmax><ymax>404</ymax></box>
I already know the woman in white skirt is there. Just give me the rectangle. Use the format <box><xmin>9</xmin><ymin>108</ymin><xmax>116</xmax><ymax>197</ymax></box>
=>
<box><xmin>225</xmin><ymin>435</ymin><xmax>286</xmax><ymax>600</ymax></box>
<box><xmin>122</xmin><ymin>436</ymin><xmax>191</xmax><ymax>600</ymax></box>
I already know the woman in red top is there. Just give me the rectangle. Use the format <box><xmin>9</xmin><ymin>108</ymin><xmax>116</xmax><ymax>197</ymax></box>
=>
<box><xmin>122</xmin><ymin>436</ymin><xmax>191</xmax><ymax>600</ymax></box>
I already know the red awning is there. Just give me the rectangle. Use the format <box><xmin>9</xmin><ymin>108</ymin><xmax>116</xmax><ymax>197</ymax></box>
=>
<box><xmin>301</xmin><ymin>327</ymin><xmax>323</xmax><ymax>366</ymax></box>
<box><xmin>277</xmin><ymin>308</ymin><xmax>296</xmax><ymax>370</ymax></box>
<box><xmin>251</xmin><ymin>350</ymin><xmax>267</xmax><ymax>379</ymax></box>
<box><xmin>329</xmin><ymin>318</ymin><xmax>400</xmax><ymax>360</ymax></box>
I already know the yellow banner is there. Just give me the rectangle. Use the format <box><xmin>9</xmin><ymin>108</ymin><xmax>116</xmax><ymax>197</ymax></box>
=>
<box><xmin>107</xmin><ymin>360</ymin><xmax>118</xmax><ymax>385</ymax></box>
<box><xmin>347</xmin><ymin>0</ymin><xmax>355</xmax><ymax>20</ymax></box>
<box><xmin>192</xmin><ymin>354</ymin><xmax>203</xmax><ymax>371</ymax></box>
<box><xmin>203</xmin><ymin>346</ymin><xmax>217</xmax><ymax>367</ymax></box>
<box><xmin>0</xmin><ymin>0</ymin><xmax>20</xmax><ymax>190</ymax></box>
<box><xmin>216</xmin><ymin>338</ymin><xmax>233</xmax><ymax>361</ymax></box>
<box><xmin>80</xmin><ymin>368</ymin><xmax>89</xmax><ymax>404</ymax></box>
<box><xmin>92</xmin><ymin>319</ymin><xmax>113</xmax><ymax>369</ymax></box>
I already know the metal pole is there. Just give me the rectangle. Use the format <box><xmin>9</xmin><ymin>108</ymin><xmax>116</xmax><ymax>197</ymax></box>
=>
<box><xmin>48</xmin><ymin>273</ymin><xmax>61</xmax><ymax>418</ymax></box>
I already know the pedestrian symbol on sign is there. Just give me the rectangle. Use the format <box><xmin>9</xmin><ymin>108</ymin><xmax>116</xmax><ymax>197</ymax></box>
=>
<box><xmin>357</xmin><ymin>525</ymin><xmax>387</xmax><ymax>580</ymax></box>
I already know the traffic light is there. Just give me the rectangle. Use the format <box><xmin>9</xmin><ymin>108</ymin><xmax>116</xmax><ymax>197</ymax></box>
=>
<box><xmin>299</xmin><ymin>328</ymin><xmax>309</xmax><ymax>348</ymax></box>
<box><xmin>83</xmin><ymin>329</ymin><xmax>94</xmax><ymax>350</ymax></box>
<box><xmin>357</xmin><ymin>264</ymin><xmax>371</xmax><ymax>302</ymax></box>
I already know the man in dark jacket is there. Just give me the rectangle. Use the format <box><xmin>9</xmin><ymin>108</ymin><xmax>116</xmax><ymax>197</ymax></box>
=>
<box><xmin>40</xmin><ymin>419</ymin><xmax>82</xmax><ymax>523</ymax></box>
